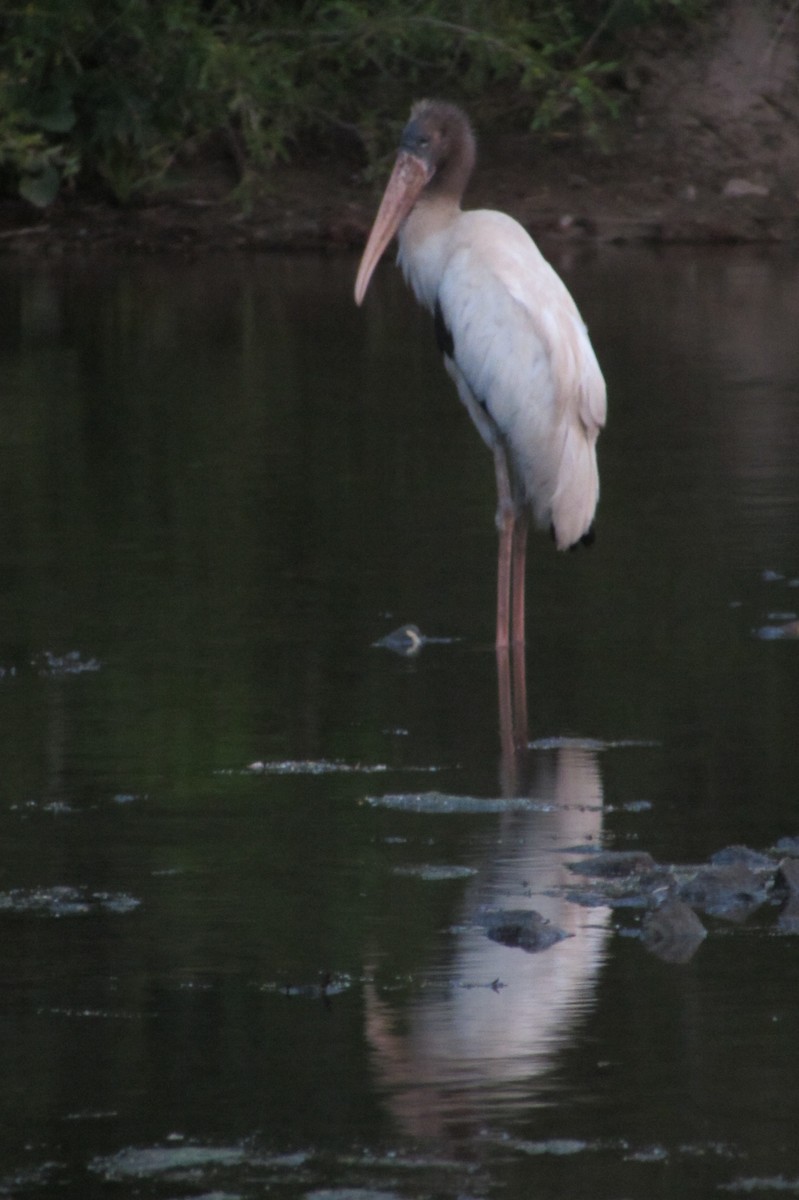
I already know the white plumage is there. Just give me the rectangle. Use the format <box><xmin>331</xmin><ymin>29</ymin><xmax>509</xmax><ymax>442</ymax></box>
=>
<box><xmin>355</xmin><ymin>100</ymin><xmax>606</xmax><ymax>646</ymax></box>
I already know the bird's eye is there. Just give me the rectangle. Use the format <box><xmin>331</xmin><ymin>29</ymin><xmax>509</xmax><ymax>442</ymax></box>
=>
<box><xmin>417</xmin><ymin>135</ymin><xmax>430</xmax><ymax>149</ymax></box>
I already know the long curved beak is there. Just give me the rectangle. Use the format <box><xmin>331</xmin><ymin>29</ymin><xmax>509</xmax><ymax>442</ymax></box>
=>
<box><xmin>354</xmin><ymin>151</ymin><xmax>431</xmax><ymax>305</ymax></box>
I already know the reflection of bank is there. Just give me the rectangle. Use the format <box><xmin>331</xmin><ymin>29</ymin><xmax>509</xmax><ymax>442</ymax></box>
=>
<box><xmin>365</xmin><ymin>647</ymin><xmax>611</xmax><ymax>1140</ymax></box>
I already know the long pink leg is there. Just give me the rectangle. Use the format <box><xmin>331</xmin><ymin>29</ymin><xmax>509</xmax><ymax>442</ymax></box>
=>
<box><xmin>496</xmin><ymin>646</ymin><xmax>514</xmax><ymax>767</ymax></box>
<box><xmin>510</xmin><ymin>639</ymin><xmax>528</xmax><ymax>750</ymax></box>
<box><xmin>496</xmin><ymin>515</ymin><xmax>513</xmax><ymax>649</ymax></box>
<box><xmin>497</xmin><ymin>641</ymin><xmax>530</xmax><ymax>796</ymax></box>
<box><xmin>510</xmin><ymin>511</ymin><xmax>529</xmax><ymax>647</ymax></box>
<box><xmin>493</xmin><ymin>445</ymin><xmax>515</xmax><ymax>649</ymax></box>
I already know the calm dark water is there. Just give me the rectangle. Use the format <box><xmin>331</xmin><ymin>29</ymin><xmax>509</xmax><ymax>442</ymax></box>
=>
<box><xmin>0</xmin><ymin>243</ymin><xmax>798</xmax><ymax>1199</ymax></box>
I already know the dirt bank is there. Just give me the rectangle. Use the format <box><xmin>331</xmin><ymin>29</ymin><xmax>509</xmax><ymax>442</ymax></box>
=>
<box><xmin>1</xmin><ymin>1</ymin><xmax>798</xmax><ymax>256</ymax></box>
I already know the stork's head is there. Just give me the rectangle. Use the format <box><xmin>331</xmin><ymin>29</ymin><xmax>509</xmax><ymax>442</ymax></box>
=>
<box><xmin>354</xmin><ymin>101</ymin><xmax>475</xmax><ymax>306</ymax></box>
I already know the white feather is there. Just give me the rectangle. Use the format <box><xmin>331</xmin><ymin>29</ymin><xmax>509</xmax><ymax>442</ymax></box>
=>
<box><xmin>398</xmin><ymin>206</ymin><xmax>606</xmax><ymax>548</ymax></box>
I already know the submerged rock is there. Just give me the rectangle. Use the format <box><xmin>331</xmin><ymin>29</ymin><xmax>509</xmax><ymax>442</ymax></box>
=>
<box><xmin>772</xmin><ymin>859</ymin><xmax>799</xmax><ymax>934</ymax></box>
<box><xmin>774</xmin><ymin>858</ymin><xmax>799</xmax><ymax>896</ymax></box>
<box><xmin>567</xmin><ymin>850</ymin><xmax>661</xmax><ymax>879</ymax></box>
<box><xmin>776</xmin><ymin>899</ymin><xmax>799</xmax><ymax>936</ymax></box>
<box><xmin>641</xmin><ymin>897</ymin><xmax>707</xmax><ymax>963</ymax></box>
<box><xmin>484</xmin><ymin>909</ymin><xmax>572</xmax><ymax>953</ymax></box>
<box><xmin>709</xmin><ymin>845</ymin><xmax>774</xmax><ymax>869</ymax></box>
<box><xmin>561</xmin><ymin>841</ymin><xmax>796</xmax><ymax>939</ymax></box>
<box><xmin>677</xmin><ymin>862</ymin><xmax>770</xmax><ymax>923</ymax></box>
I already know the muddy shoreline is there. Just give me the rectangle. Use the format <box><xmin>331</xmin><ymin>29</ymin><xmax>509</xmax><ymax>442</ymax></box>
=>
<box><xmin>1</xmin><ymin>131</ymin><xmax>797</xmax><ymax>259</ymax></box>
<box><xmin>2</xmin><ymin>2</ymin><xmax>798</xmax><ymax>257</ymax></box>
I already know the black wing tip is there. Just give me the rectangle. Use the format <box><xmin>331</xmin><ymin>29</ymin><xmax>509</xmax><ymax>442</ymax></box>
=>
<box><xmin>433</xmin><ymin>298</ymin><xmax>454</xmax><ymax>358</ymax></box>
<box><xmin>579</xmin><ymin>522</ymin><xmax>596</xmax><ymax>549</ymax></box>
<box><xmin>550</xmin><ymin>521</ymin><xmax>597</xmax><ymax>551</ymax></box>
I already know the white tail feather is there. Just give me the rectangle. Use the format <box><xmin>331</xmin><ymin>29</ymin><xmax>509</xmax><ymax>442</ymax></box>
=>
<box><xmin>550</xmin><ymin>422</ymin><xmax>600</xmax><ymax>549</ymax></box>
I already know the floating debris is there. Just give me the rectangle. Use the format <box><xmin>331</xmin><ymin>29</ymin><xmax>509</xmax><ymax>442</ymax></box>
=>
<box><xmin>366</xmin><ymin>791</ymin><xmax>554</xmax><ymax>814</ymax></box>
<box><xmin>501</xmin><ymin>1136</ymin><xmax>601</xmax><ymax>1157</ymax></box>
<box><xmin>754</xmin><ymin>619</ymin><xmax>799</xmax><ymax>640</ymax></box>
<box><xmin>489</xmin><ymin>1133</ymin><xmax>737</xmax><ymax>1162</ymax></box>
<box><xmin>0</xmin><ymin>887</ymin><xmax>141</xmax><ymax>917</ymax></box>
<box><xmin>392</xmin><ymin>864</ymin><xmax>477</xmax><ymax>881</ymax></box>
<box><xmin>89</xmin><ymin>1144</ymin><xmax>251</xmax><ymax>1181</ymax></box>
<box><xmin>529</xmin><ymin>735</ymin><xmax>659</xmax><ymax>751</ymax></box>
<box><xmin>261</xmin><ymin>973</ymin><xmax>354</xmax><ymax>1001</ymax></box>
<box><xmin>720</xmin><ymin>1176</ymin><xmax>799</xmax><ymax>1193</ymax></box>
<box><xmin>32</xmin><ymin>650</ymin><xmax>102</xmax><ymax>677</ymax></box>
<box><xmin>373</xmin><ymin>624</ymin><xmax>461</xmax><ymax>656</ymax></box>
<box><xmin>722</xmin><ymin>177</ymin><xmax>769</xmax><ymax>198</ymax></box>
<box><xmin>307</xmin><ymin>1190</ymin><xmax>403</xmax><ymax>1200</ymax></box>
<box><xmin>373</xmin><ymin>624</ymin><xmax>425</xmax><ymax>655</ymax></box>
<box><xmin>39</xmin><ymin>1007</ymin><xmax>141</xmax><ymax>1020</ymax></box>
<box><xmin>626</xmin><ymin>1145</ymin><xmax>670</xmax><ymax>1163</ymax></box>
<box><xmin>10</xmin><ymin>798</ymin><xmax>77</xmax><ymax>815</ymax></box>
<box><xmin>246</xmin><ymin>760</ymin><xmax>390</xmax><ymax>776</ymax></box>
<box><xmin>0</xmin><ymin>1163</ymin><xmax>63</xmax><ymax>1194</ymax></box>
<box><xmin>63</xmin><ymin>1110</ymin><xmax>119</xmax><ymax>1121</ymax></box>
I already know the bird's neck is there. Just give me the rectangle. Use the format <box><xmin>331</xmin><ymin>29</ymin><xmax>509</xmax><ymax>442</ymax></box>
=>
<box><xmin>429</xmin><ymin>123</ymin><xmax>475</xmax><ymax>204</ymax></box>
<box><xmin>397</xmin><ymin>196</ymin><xmax>460</xmax><ymax>312</ymax></box>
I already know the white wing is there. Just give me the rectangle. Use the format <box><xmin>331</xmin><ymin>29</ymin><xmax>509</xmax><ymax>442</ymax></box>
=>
<box><xmin>436</xmin><ymin>210</ymin><xmax>606</xmax><ymax>546</ymax></box>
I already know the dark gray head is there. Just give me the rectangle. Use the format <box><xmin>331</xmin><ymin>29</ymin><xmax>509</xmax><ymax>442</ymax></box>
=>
<box><xmin>400</xmin><ymin>100</ymin><xmax>477</xmax><ymax>200</ymax></box>
<box><xmin>355</xmin><ymin>100</ymin><xmax>476</xmax><ymax>305</ymax></box>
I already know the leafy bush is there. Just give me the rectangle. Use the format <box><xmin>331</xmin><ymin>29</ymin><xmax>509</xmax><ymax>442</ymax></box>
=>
<box><xmin>0</xmin><ymin>0</ymin><xmax>704</xmax><ymax>206</ymax></box>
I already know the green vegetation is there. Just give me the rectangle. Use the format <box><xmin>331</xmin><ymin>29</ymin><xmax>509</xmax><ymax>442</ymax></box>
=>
<box><xmin>0</xmin><ymin>0</ymin><xmax>704</xmax><ymax>207</ymax></box>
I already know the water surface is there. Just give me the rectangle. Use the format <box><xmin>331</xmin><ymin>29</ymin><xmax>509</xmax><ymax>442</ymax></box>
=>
<box><xmin>0</xmin><ymin>243</ymin><xmax>798</xmax><ymax>1198</ymax></box>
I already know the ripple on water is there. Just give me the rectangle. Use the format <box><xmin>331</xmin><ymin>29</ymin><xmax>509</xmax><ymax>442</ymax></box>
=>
<box><xmin>720</xmin><ymin>1176</ymin><xmax>799</xmax><ymax>1193</ymax></box>
<box><xmin>306</xmin><ymin>1191</ymin><xmax>404</xmax><ymax>1200</ymax></box>
<box><xmin>0</xmin><ymin>887</ymin><xmax>140</xmax><ymax>916</ymax></box>
<box><xmin>246</xmin><ymin>759</ymin><xmax>390</xmax><ymax>776</ymax></box>
<box><xmin>366</xmin><ymin>792</ymin><xmax>555</xmax><ymax>814</ymax></box>
<box><xmin>32</xmin><ymin>650</ymin><xmax>102</xmax><ymax>677</ymax></box>
<box><xmin>88</xmin><ymin>1143</ymin><xmax>309</xmax><ymax>1182</ymax></box>
<box><xmin>528</xmin><ymin>736</ymin><xmax>660</xmax><ymax>751</ymax></box>
<box><xmin>391</xmin><ymin>864</ymin><xmax>478</xmax><ymax>881</ymax></box>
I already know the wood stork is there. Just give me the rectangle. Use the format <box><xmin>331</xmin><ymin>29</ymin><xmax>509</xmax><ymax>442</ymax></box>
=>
<box><xmin>354</xmin><ymin>100</ymin><xmax>606</xmax><ymax>648</ymax></box>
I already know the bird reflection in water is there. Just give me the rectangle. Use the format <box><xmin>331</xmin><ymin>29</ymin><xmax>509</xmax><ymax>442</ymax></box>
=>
<box><xmin>365</xmin><ymin>644</ymin><xmax>610</xmax><ymax>1141</ymax></box>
